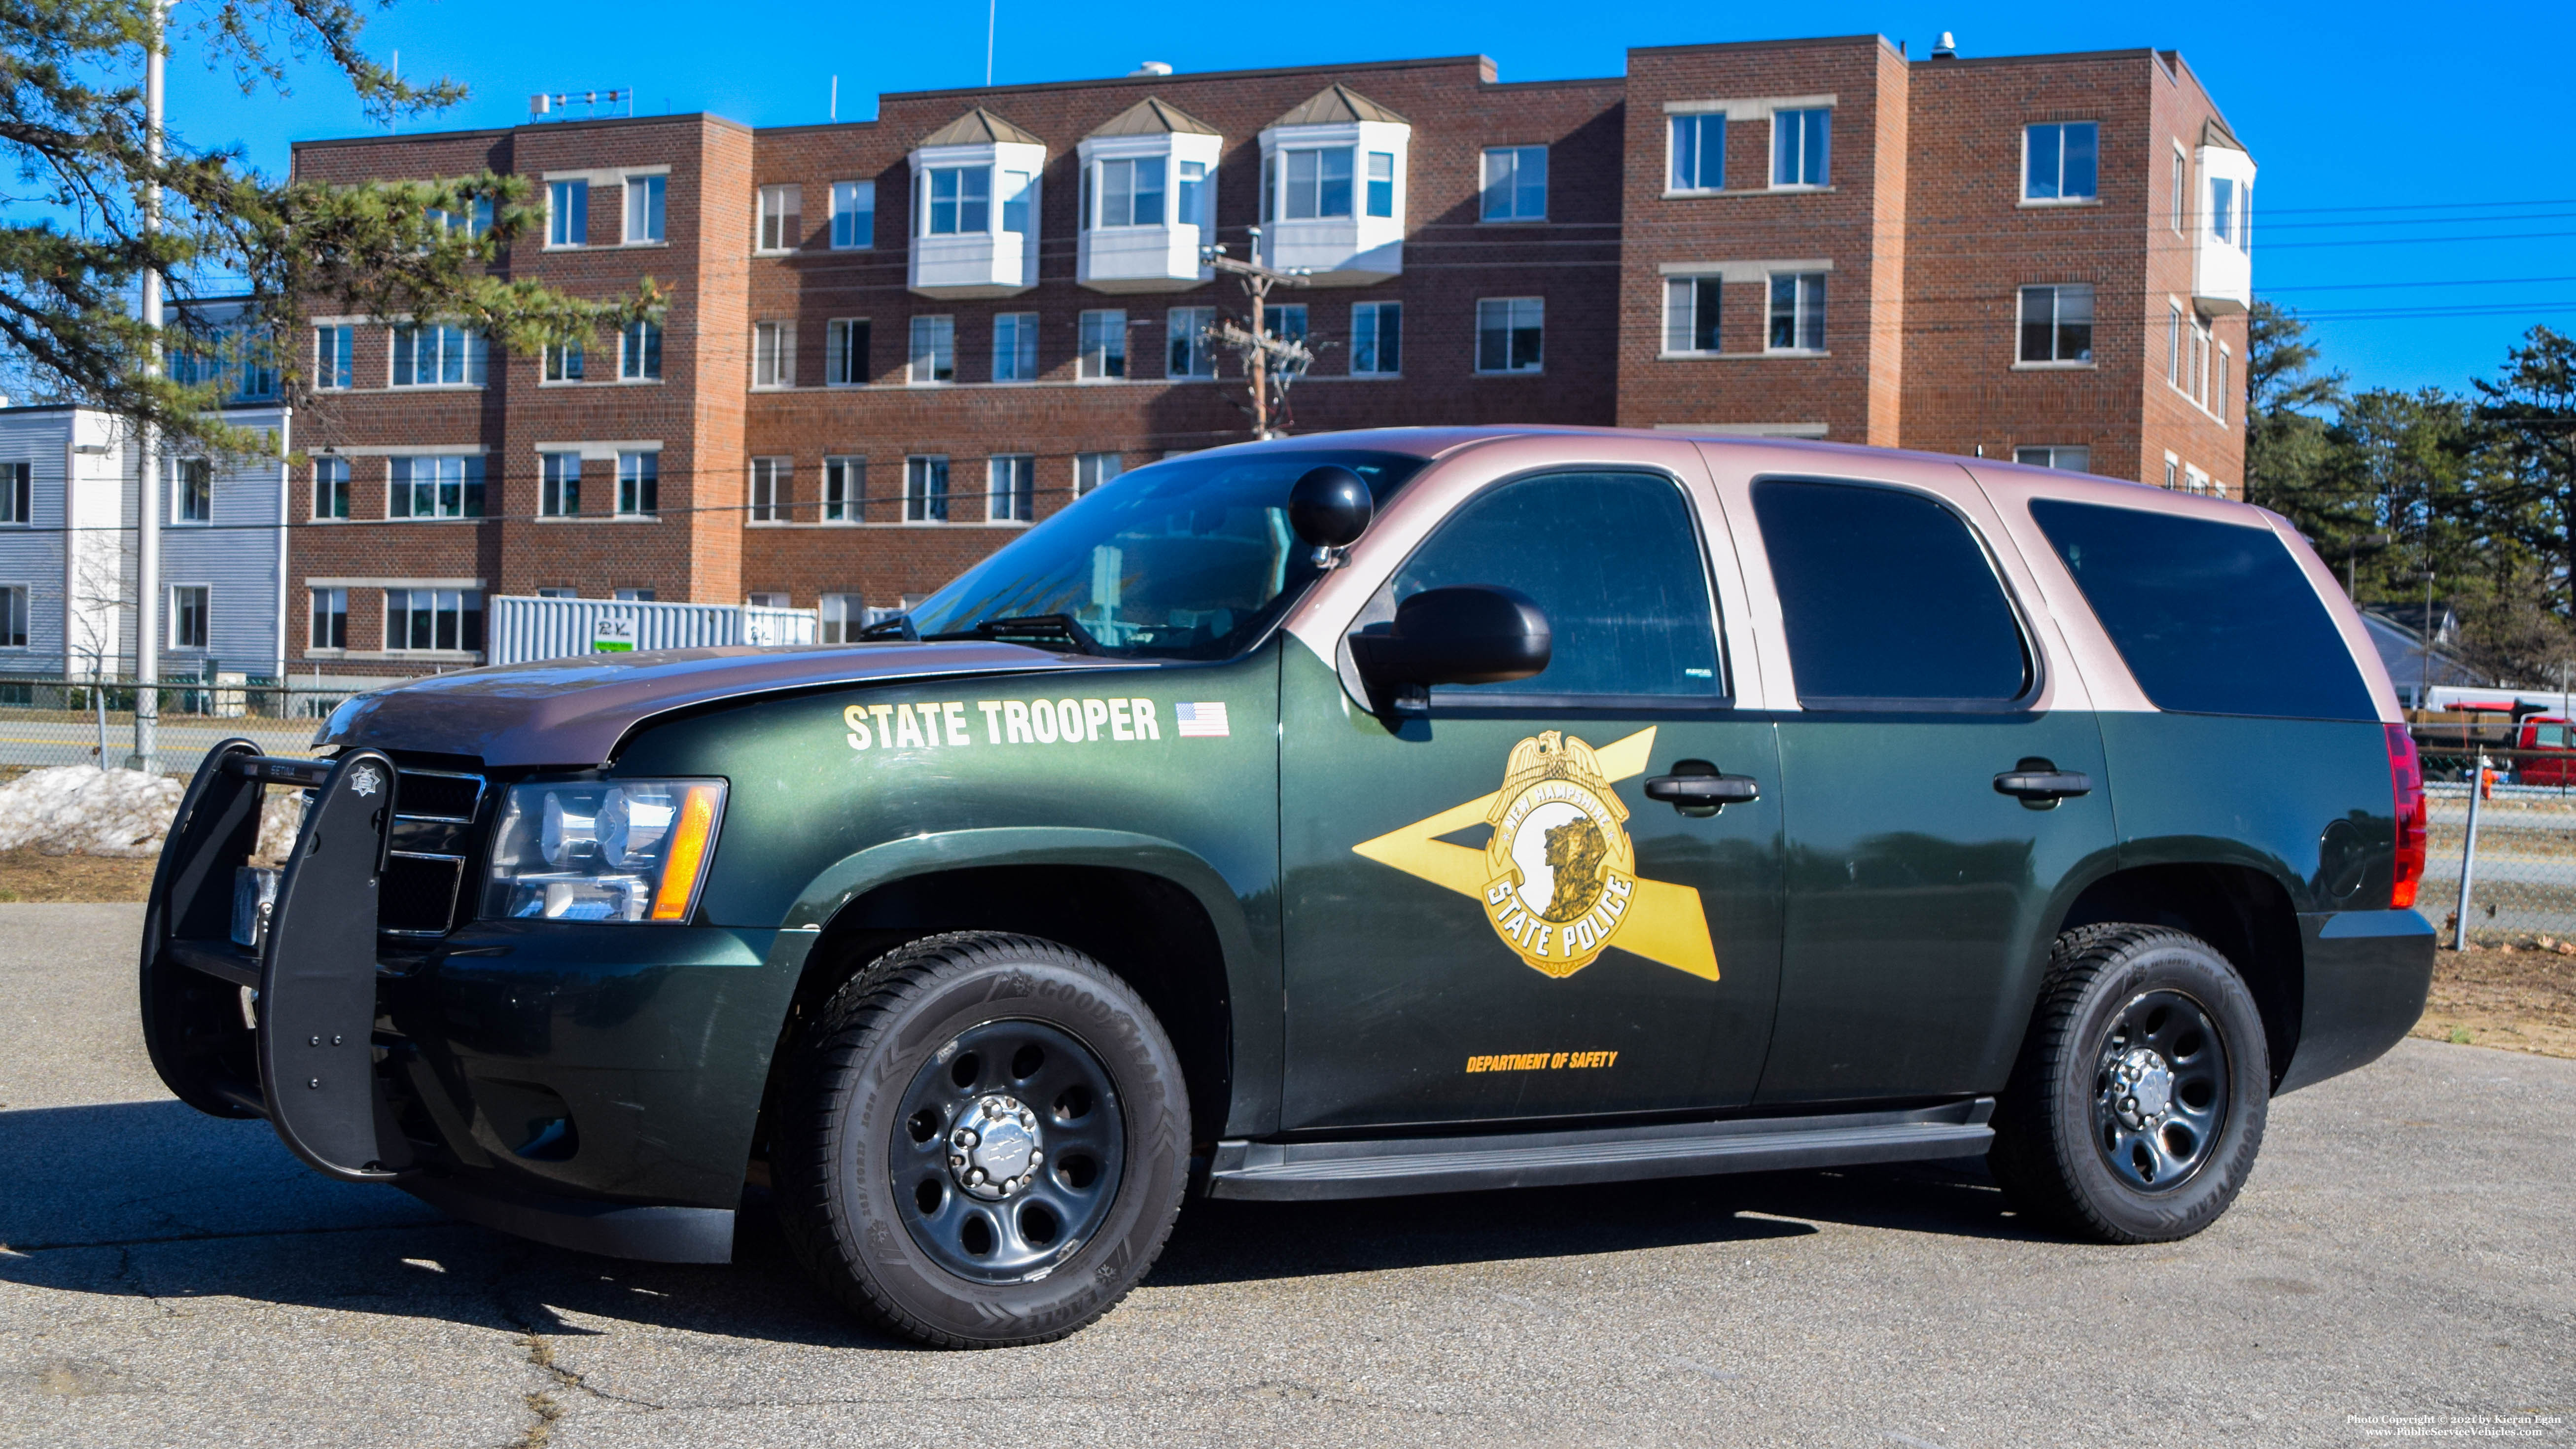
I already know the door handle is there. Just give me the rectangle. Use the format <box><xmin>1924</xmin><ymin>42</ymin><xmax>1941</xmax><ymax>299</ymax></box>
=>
<box><xmin>1994</xmin><ymin>757</ymin><xmax>2093</xmax><ymax>808</ymax></box>
<box><xmin>1644</xmin><ymin>760</ymin><xmax>1761</xmax><ymax>816</ymax></box>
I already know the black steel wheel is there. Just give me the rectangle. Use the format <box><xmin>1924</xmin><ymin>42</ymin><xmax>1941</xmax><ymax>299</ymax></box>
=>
<box><xmin>889</xmin><ymin>1018</ymin><xmax>1127</xmax><ymax>1284</ymax></box>
<box><xmin>1989</xmin><ymin>923</ymin><xmax>2270</xmax><ymax>1244</ymax></box>
<box><xmin>776</xmin><ymin>932</ymin><xmax>1189</xmax><ymax>1348</ymax></box>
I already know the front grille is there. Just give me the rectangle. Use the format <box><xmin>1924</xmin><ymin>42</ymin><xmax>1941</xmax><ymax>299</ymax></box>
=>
<box><xmin>382</xmin><ymin>766</ymin><xmax>489</xmax><ymax>937</ymax></box>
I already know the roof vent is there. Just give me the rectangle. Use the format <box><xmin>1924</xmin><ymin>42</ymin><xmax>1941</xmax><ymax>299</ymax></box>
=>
<box><xmin>1930</xmin><ymin>32</ymin><xmax>1958</xmax><ymax>60</ymax></box>
<box><xmin>1129</xmin><ymin>61</ymin><xmax>1173</xmax><ymax>76</ymax></box>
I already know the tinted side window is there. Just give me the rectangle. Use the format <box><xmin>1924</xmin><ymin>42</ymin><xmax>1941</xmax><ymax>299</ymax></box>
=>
<box><xmin>1387</xmin><ymin>471</ymin><xmax>1722</xmax><ymax>700</ymax></box>
<box><xmin>1752</xmin><ymin>479</ymin><xmax>2031</xmax><ymax>705</ymax></box>
<box><xmin>2030</xmin><ymin>499</ymin><xmax>2376</xmax><ymax>721</ymax></box>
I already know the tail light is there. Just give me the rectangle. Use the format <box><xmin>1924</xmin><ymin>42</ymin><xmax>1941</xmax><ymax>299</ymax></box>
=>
<box><xmin>2387</xmin><ymin>723</ymin><xmax>2427</xmax><ymax>910</ymax></box>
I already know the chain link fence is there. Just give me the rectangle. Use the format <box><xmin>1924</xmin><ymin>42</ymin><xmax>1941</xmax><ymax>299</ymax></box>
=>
<box><xmin>2421</xmin><ymin>745</ymin><xmax>2576</xmax><ymax>947</ymax></box>
<box><xmin>0</xmin><ymin>674</ymin><xmax>351</xmax><ymax>777</ymax></box>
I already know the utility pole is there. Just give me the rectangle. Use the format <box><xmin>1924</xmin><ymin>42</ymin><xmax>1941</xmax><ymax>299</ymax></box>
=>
<box><xmin>133</xmin><ymin>0</ymin><xmax>168</xmax><ymax>773</ymax></box>
<box><xmin>1201</xmin><ymin>233</ymin><xmax>1312</xmax><ymax>440</ymax></box>
<box><xmin>2419</xmin><ymin>569</ymin><xmax>2435</xmax><ymax>713</ymax></box>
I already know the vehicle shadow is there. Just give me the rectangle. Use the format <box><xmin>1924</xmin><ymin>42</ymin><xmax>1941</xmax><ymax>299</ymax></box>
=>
<box><xmin>0</xmin><ymin>1098</ymin><xmax>2047</xmax><ymax>1351</ymax></box>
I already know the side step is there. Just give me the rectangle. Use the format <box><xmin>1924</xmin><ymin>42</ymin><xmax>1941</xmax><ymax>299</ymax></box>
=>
<box><xmin>1204</xmin><ymin>1099</ymin><xmax>1995</xmax><ymax>1202</ymax></box>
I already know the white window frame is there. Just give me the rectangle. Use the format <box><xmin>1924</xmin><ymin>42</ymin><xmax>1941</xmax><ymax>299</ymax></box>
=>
<box><xmin>2163</xmin><ymin>453</ymin><xmax>2181</xmax><ymax>490</ymax></box>
<box><xmin>389</xmin><ymin>455</ymin><xmax>484</xmax><ymax>520</ymax></box>
<box><xmin>2014</xmin><ymin>283</ymin><xmax>2095</xmax><ymax>367</ymax></box>
<box><xmin>1765</xmin><ymin>272</ymin><xmax>1826</xmax><ymax>354</ymax></box>
<box><xmin>1662</xmin><ymin>276</ymin><xmax>1724</xmax><ymax>356</ymax></box>
<box><xmin>383</xmin><ymin>587</ymin><xmax>481</xmax><ymax>654</ymax></box>
<box><xmin>624</xmin><ymin>174</ymin><xmax>666</xmax><ymax>243</ymax></box>
<box><xmin>1480</xmin><ymin>145</ymin><xmax>1548</xmax><ymax>222</ymax></box>
<box><xmin>1769</xmin><ymin>108</ymin><xmax>1830</xmax><ymax>189</ymax></box>
<box><xmin>311</xmin><ymin>457</ymin><xmax>350</xmax><ymax>521</ymax></box>
<box><xmin>2170</xmin><ymin>143</ymin><xmax>2188</xmax><ymax>234</ymax></box>
<box><xmin>546</xmin><ymin>179</ymin><xmax>588</xmax><ymax>247</ymax></box>
<box><xmin>920</xmin><ymin>166</ymin><xmax>992</xmax><ymax>237</ymax></box>
<box><xmin>1474</xmin><ymin>297</ymin><xmax>1545</xmax><ymax>375</ymax></box>
<box><xmin>987</xmin><ymin>454</ymin><xmax>1035</xmax><ymax>525</ymax></box>
<box><xmin>753</xmin><ymin>321</ymin><xmax>796</xmax><ymax>389</ymax></box>
<box><xmin>1073</xmin><ymin>452</ymin><xmax>1123</xmax><ymax>496</ymax></box>
<box><xmin>2021</xmin><ymin>121</ymin><xmax>2101</xmax><ymax>205</ymax></box>
<box><xmin>904</xmin><ymin>455</ymin><xmax>950</xmax><ymax>523</ymax></box>
<box><xmin>388</xmin><ymin>324</ymin><xmax>487</xmax><ymax>388</ymax></box>
<box><xmin>1165</xmin><ymin>307</ymin><xmax>1215</xmax><ymax>380</ymax></box>
<box><xmin>993</xmin><ymin>313</ymin><xmax>1040</xmax><ymax>382</ymax></box>
<box><xmin>172</xmin><ymin>458</ymin><xmax>212</xmax><ymax>525</ymax></box>
<box><xmin>315</xmin><ymin>324</ymin><xmax>353</xmax><ymax>390</ymax></box>
<box><xmin>830</xmin><ymin>180</ymin><xmax>876</xmax><ymax>249</ymax></box>
<box><xmin>822</xmin><ymin>457</ymin><xmax>864</xmax><ymax>524</ymax></box>
<box><xmin>169</xmin><ymin>585</ymin><xmax>211</xmax><ymax>650</ymax></box>
<box><xmin>542</xmin><ymin>340</ymin><xmax>584</xmax><ymax>384</ymax></box>
<box><xmin>1077</xmin><ymin>310</ymin><xmax>1127</xmax><ymax>381</ymax></box>
<box><xmin>619</xmin><ymin>319</ymin><xmax>662</xmax><ymax>382</ymax></box>
<box><xmin>2013</xmin><ymin>445</ymin><xmax>2092</xmax><ymax>474</ymax></box>
<box><xmin>757</xmin><ymin>184</ymin><xmax>802</xmax><ymax>252</ymax></box>
<box><xmin>909</xmin><ymin>316</ymin><xmax>955</xmax><ymax>384</ymax></box>
<box><xmin>1667</xmin><ymin>113</ymin><xmax>1726</xmax><ymax>194</ymax></box>
<box><xmin>826</xmin><ymin>318</ymin><xmax>870</xmax><ymax>387</ymax></box>
<box><xmin>1274</xmin><ymin>146</ymin><xmax>1356</xmax><ymax>221</ymax></box>
<box><xmin>616</xmin><ymin>452</ymin><xmax>659</xmax><ymax>518</ymax></box>
<box><xmin>539</xmin><ymin>453</ymin><xmax>580</xmax><ymax>517</ymax></box>
<box><xmin>1350</xmin><ymin>301</ymin><xmax>1401</xmax><ymax>376</ymax></box>
<box><xmin>308</xmin><ymin>586</ymin><xmax>347</xmax><ymax>651</ymax></box>
<box><xmin>749</xmin><ymin>457</ymin><xmax>789</xmax><ymax>523</ymax></box>
<box><xmin>820</xmin><ymin>593</ymin><xmax>866</xmax><ymax>642</ymax></box>
<box><xmin>1091</xmin><ymin>155</ymin><xmax>1168</xmax><ymax>229</ymax></box>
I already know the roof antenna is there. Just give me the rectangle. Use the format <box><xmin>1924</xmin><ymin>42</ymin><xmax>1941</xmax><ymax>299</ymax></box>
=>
<box><xmin>985</xmin><ymin>0</ymin><xmax>997</xmax><ymax>85</ymax></box>
<box><xmin>1931</xmin><ymin>31</ymin><xmax>1958</xmax><ymax>59</ymax></box>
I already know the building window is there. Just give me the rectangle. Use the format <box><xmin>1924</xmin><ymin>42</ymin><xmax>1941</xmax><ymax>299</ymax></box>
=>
<box><xmin>617</xmin><ymin>453</ymin><xmax>659</xmax><ymax>517</ymax></box>
<box><xmin>988</xmin><ymin>454</ymin><xmax>1035</xmax><ymax>523</ymax></box>
<box><xmin>1663</xmin><ymin>277</ymin><xmax>1723</xmax><ymax>354</ymax></box>
<box><xmin>2171</xmin><ymin>145</ymin><xmax>2188</xmax><ymax>233</ymax></box>
<box><xmin>758</xmin><ymin>183</ymin><xmax>802</xmax><ymax>251</ymax></box>
<box><xmin>0</xmin><ymin>461</ymin><xmax>23</xmax><ymax>526</ymax></box>
<box><xmin>385</xmin><ymin>588</ymin><xmax>483</xmax><ymax>653</ymax></box>
<box><xmin>2166</xmin><ymin>306</ymin><xmax>2184</xmax><ymax>385</ymax></box>
<box><xmin>1093</xmin><ymin>156</ymin><xmax>1166</xmax><ymax>228</ymax></box>
<box><xmin>821</xmin><ymin>593</ymin><xmax>865</xmax><ymax>643</ymax></box>
<box><xmin>2164</xmin><ymin>455</ymin><xmax>2180</xmax><ymax>490</ymax></box>
<box><xmin>1475</xmin><ymin>297</ymin><xmax>1544</xmax><ymax>374</ymax></box>
<box><xmin>993</xmin><ymin>313</ymin><xmax>1040</xmax><ymax>381</ymax></box>
<box><xmin>540</xmin><ymin>453</ymin><xmax>580</xmax><ymax>517</ymax></box>
<box><xmin>909</xmin><ymin>316</ymin><xmax>955</xmax><ymax>383</ymax></box>
<box><xmin>427</xmin><ymin>197</ymin><xmax>491</xmax><ymax>238</ymax></box>
<box><xmin>312</xmin><ymin>457</ymin><xmax>349</xmax><ymax>520</ymax></box>
<box><xmin>905</xmin><ymin>456</ymin><xmax>950</xmax><ymax>523</ymax></box>
<box><xmin>0</xmin><ymin>585</ymin><xmax>23</xmax><ymax>647</ymax></box>
<box><xmin>1350</xmin><ymin>301</ymin><xmax>1401</xmax><ymax>375</ymax></box>
<box><xmin>746</xmin><ymin>592</ymin><xmax>789</xmax><ymax>609</ymax></box>
<box><xmin>1261</xmin><ymin>303</ymin><xmax>1307</xmax><ymax>344</ymax></box>
<box><xmin>309</xmin><ymin>587</ymin><xmax>346</xmax><ymax>649</ymax></box>
<box><xmin>316</xmin><ymin>325</ymin><xmax>353</xmax><ymax>389</ymax></box>
<box><xmin>2023</xmin><ymin>122</ymin><xmax>2099</xmax><ymax>203</ymax></box>
<box><xmin>547</xmin><ymin>179</ymin><xmax>588</xmax><ymax>246</ymax></box>
<box><xmin>1078</xmin><ymin>310</ymin><xmax>1127</xmax><ymax>380</ymax></box>
<box><xmin>171</xmin><ymin>459</ymin><xmax>211</xmax><ymax>523</ymax></box>
<box><xmin>1481</xmin><ymin>145</ymin><xmax>1547</xmax><ymax>221</ymax></box>
<box><xmin>2215</xmin><ymin>346</ymin><xmax>2230</xmax><ymax>423</ymax></box>
<box><xmin>620</xmin><ymin>319</ymin><xmax>662</xmax><ymax>381</ymax></box>
<box><xmin>391</xmin><ymin>456</ymin><xmax>485</xmax><ymax>519</ymax></box>
<box><xmin>1669</xmin><ymin>113</ymin><xmax>1725</xmax><ymax>191</ymax></box>
<box><xmin>389</xmin><ymin>325</ymin><xmax>486</xmax><ymax>387</ymax></box>
<box><xmin>543</xmin><ymin>340</ymin><xmax>584</xmax><ymax>382</ymax></box>
<box><xmin>923</xmin><ymin>167</ymin><xmax>991</xmax><ymax>235</ymax></box>
<box><xmin>625</xmin><ymin>174</ymin><xmax>666</xmax><ymax>243</ymax></box>
<box><xmin>1366</xmin><ymin>151</ymin><xmax>1395</xmax><ymax>218</ymax></box>
<box><xmin>1166</xmin><ymin>307</ymin><xmax>1215</xmax><ymax>379</ymax></box>
<box><xmin>614</xmin><ymin>588</ymin><xmax>656</xmax><ymax>602</ymax></box>
<box><xmin>2014</xmin><ymin>446</ymin><xmax>2092</xmax><ymax>473</ymax></box>
<box><xmin>1767</xmin><ymin>273</ymin><xmax>1826</xmax><ymax>353</ymax></box>
<box><xmin>1177</xmin><ymin>160</ymin><xmax>1211</xmax><ymax>228</ymax></box>
<box><xmin>1278</xmin><ymin>147</ymin><xmax>1354</xmax><ymax>220</ymax></box>
<box><xmin>750</xmin><ymin>457</ymin><xmax>788</xmax><ymax>522</ymax></box>
<box><xmin>534</xmin><ymin>587</ymin><xmax>578</xmax><ymax>599</ymax></box>
<box><xmin>1073</xmin><ymin>452</ymin><xmax>1123</xmax><ymax>496</ymax></box>
<box><xmin>1771</xmin><ymin>108</ymin><xmax>1830</xmax><ymax>188</ymax></box>
<box><xmin>2210</xmin><ymin>177</ymin><xmax>2242</xmax><ymax>248</ymax></box>
<box><xmin>754</xmin><ymin>321</ymin><xmax>796</xmax><ymax>388</ymax></box>
<box><xmin>170</xmin><ymin>586</ymin><xmax>208</xmax><ymax>649</ymax></box>
<box><xmin>826</xmin><ymin>318</ymin><xmax>871</xmax><ymax>386</ymax></box>
<box><xmin>2017</xmin><ymin>284</ymin><xmax>2095</xmax><ymax>364</ymax></box>
<box><xmin>823</xmin><ymin>457</ymin><xmax>863</xmax><ymax>523</ymax></box>
<box><xmin>831</xmin><ymin>180</ymin><xmax>876</xmax><ymax>249</ymax></box>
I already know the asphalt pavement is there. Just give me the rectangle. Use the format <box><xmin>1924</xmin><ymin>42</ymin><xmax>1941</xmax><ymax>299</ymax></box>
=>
<box><xmin>2</xmin><ymin>902</ymin><xmax>2569</xmax><ymax>1449</ymax></box>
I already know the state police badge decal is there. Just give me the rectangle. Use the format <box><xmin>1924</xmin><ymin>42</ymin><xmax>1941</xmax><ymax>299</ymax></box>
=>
<box><xmin>1481</xmin><ymin>731</ymin><xmax>1637</xmax><ymax>978</ymax></box>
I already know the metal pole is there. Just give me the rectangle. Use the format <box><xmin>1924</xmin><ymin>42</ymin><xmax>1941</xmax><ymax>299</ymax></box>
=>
<box><xmin>2419</xmin><ymin>570</ymin><xmax>2433</xmax><ymax>711</ymax></box>
<box><xmin>273</xmin><ymin>407</ymin><xmax>290</xmax><ymax>686</ymax></box>
<box><xmin>133</xmin><ymin>0</ymin><xmax>166</xmax><ymax>774</ymax></box>
<box><xmin>985</xmin><ymin>0</ymin><xmax>996</xmax><ymax>85</ymax></box>
<box><xmin>2454</xmin><ymin>753</ymin><xmax>2484</xmax><ymax>952</ymax></box>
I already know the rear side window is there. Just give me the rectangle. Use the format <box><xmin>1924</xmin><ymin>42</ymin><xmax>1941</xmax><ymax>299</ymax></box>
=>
<box><xmin>1387</xmin><ymin>470</ymin><xmax>1722</xmax><ymax>701</ymax></box>
<box><xmin>2030</xmin><ymin>499</ymin><xmax>2375</xmax><ymax>721</ymax></box>
<box><xmin>1752</xmin><ymin>479</ymin><xmax>2031</xmax><ymax>706</ymax></box>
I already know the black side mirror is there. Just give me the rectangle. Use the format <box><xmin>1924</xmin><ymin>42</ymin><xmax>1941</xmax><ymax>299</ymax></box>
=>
<box><xmin>1348</xmin><ymin>585</ymin><xmax>1552</xmax><ymax>706</ymax></box>
<box><xmin>1289</xmin><ymin>466</ymin><xmax>1373</xmax><ymax>564</ymax></box>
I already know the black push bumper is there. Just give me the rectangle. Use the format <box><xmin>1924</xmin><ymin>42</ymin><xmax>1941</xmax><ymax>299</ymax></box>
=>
<box><xmin>140</xmin><ymin>740</ymin><xmax>756</xmax><ymax>1264</ymax></box>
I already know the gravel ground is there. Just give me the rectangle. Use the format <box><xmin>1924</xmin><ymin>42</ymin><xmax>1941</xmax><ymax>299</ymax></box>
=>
<box><xmin>2</xmin><ymin>903</ymin><xmax>2570</xmax><ymax>1449</ymax></box>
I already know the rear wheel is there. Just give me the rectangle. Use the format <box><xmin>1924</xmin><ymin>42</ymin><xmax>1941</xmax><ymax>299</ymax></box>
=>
<box><xmin>1988</xmin><ymin>923</ymin><xmax>2269</xmax><ymax>1243</ymax></box>
<box><xmin>776</xmin><ymin>932</ymin><xmax>1189</xmax><ymax>1347</ymax></box>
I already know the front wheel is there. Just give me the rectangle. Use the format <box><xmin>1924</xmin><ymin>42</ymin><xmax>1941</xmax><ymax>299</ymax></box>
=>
<box><xmin>1988</xmin><ymin>923</ymin><xmax>2270</xmax><ymax>1243</ymax></box>
<box><xmin>775</xmin><ymin>932</ymin><xmax>1190</xmax><ymax>1347</ymax></box>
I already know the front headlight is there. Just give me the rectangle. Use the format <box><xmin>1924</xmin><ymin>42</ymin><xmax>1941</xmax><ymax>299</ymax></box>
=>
<box><xmin>483</xmin><ymin>778</ymin><xmax>727</xmax><ymax>922</ymax></box>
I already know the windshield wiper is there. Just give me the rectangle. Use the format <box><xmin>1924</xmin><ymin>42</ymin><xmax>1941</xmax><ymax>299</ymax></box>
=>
<box><xmin>855</xmin><ymin>614</ymin><xmax>918</xmax><ymax>642</ymax></box>
<box><xmin>925</xmin><ymin>613</ymin><xmax>1104</xmax><ymax>656</ymax></box>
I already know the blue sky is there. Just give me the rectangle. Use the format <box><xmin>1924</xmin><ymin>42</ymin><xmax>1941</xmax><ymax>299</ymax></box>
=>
<box><xmin>158</xmin><ymin>0</ymin><xmax>2576</xmax><ymax>398</ymax></box>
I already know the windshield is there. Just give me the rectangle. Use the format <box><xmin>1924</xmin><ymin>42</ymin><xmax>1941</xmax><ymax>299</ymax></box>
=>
<box><xmin>901</xmin><ymin>449</ymin><xmax>1429</xmax><ymax>661</ymax></box>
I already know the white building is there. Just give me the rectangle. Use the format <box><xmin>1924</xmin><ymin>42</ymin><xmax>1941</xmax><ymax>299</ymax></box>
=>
<box><xmin>0</xmin><ymin>403</ymin><xmax>294</xmax><ymax>682</ymax></box>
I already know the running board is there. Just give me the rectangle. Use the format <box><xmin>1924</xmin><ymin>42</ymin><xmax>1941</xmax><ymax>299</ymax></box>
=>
<box><xmin>1205</xmin><ymin>1099</ymin><xmax>1995</xmax><ymax>1201</ymax></box>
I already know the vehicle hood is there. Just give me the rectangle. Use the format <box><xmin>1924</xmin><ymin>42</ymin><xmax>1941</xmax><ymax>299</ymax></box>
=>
<box><xmin>318</xmin><ymin>641</ymin><xmax>1139</xmax><ymax>768</ymax></box>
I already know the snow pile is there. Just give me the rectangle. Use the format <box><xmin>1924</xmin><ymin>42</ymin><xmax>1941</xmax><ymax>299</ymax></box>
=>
<box><xmin>0</xmin><ymin>765</ymin><xmax>307</xmax><ymax>859</ymax></box>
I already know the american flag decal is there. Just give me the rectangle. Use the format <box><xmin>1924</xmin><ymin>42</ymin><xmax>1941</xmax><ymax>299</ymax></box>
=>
<box><xmin>1174</xmin><ymin>702</ymin><xmax>1230</xmax><ymax>738</ymax></box>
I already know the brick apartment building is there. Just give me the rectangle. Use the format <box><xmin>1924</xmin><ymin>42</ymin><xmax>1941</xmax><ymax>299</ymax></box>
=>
<box><xmin>263</xmin><ymin>33</ymin><xmax>2251</xmax><ymax>674</ymax></box>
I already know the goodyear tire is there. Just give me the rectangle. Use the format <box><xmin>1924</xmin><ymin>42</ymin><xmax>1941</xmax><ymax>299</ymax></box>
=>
<box><xmin>776</xmin><ymin>931</ymin><xmax>1190</xmax><ymax>1347</ymax></box>
<box><xmin>1988</xmin><ymin>923</ymin><xmax>2269</xmax><ymax>1244</ymax></box>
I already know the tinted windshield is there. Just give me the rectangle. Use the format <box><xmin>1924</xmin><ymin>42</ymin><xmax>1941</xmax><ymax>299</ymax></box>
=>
<box><xmin>903</xmin><ymin>449</ymin><xmax>1429</xmax><ymax>660</ymax></box>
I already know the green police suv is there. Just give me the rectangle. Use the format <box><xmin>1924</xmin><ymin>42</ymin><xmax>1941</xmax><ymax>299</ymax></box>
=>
<box><xmin>142</xmin><ymin>428</ymin><xmax>2434</xmax><ymax>1347</ymax></box>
